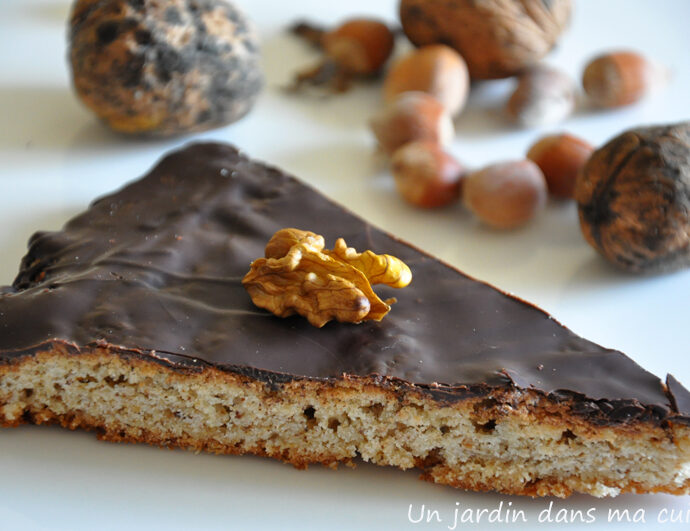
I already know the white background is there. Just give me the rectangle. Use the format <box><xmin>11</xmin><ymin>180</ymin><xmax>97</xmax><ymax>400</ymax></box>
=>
<box><xmin>1</xmin><ymin>0</ymin><xmax>689</xmax><ymax>529</ymax></box>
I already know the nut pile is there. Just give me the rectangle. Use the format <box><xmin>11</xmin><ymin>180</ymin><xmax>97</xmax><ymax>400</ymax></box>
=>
<box><xmin>287</xmin><ymin>3</ymin><xmax>681</xmax><ymax>271</ymax></box>
<box><xmin>371</xmin><ymin>46</ymin><xmax>471</xmax><ymax>213</ymax></box>
<box><xmin>369</xmin><ymin>43</ymin><xmax>595</xmax><ymax>229</ymax></box>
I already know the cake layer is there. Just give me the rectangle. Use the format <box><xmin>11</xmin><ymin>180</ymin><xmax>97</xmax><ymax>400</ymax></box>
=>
<box><xmin>3</xmin><ymin>345</ymin><xmax>689</xmax><ymax>498</ymax></box>
<box><xmin>0</xmin><ymin>143</ymin><xmax>688</xmax><ymax>426</ymax></box>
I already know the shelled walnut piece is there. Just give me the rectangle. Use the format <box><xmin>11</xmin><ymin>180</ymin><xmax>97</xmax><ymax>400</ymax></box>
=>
<box><xmin>243</xmin><ymin>228</ymin><xmax>412</xmax><ymax>327</ymax></box>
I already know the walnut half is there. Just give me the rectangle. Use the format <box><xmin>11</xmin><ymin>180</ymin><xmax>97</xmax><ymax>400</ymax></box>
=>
<box><xmin>242</xmin><ymin>228</ymin><xmax>412</xmax><ymax>327</ymax></box>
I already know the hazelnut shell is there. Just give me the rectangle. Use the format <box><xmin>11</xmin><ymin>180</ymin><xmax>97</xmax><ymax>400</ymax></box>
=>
<box><xmin>369</xmin><ymin>92</ymin><xmax>454</xmax><ymax>155</ymax></box>
<box><xmin>582</xmin><ymin>51</ymin><xmax>661</xmax><ymax>108</ymax></box>
<box><xmin>323</xmin><ymin>19</ymin><xmax>395</xmax><ymax>74</ymax></box>
<box><xmin>507</xmin><ymin>65</ymin><xmax>576</xmax><ymax>127</ymax></box>
<box><xmin>527</xmin><ymin>133</ymin><xmax>594</xmax><ymax>199</ymax></box>
<box><xmin>391</xmin><ymin>141</ymin><xmax>465</xmax><ymax>208</ymax></box>
<box><xmin>463</xmin><ymin>160</ymin><xmax>547</xmax><ymax>229</ymax></box>
<box><xmin>383</xmin><ymin>44</ymin><xmax>469</xmax><ymax>116</ymax></box>
<box><xmin>576</xmin><ymin>122</ymin><xmax>690</xmax><ymax>273</ymax></box>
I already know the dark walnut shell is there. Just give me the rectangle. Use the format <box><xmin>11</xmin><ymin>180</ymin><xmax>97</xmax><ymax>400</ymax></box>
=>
<box><xmin>576</xmin><ymin>122</ymin><xmax>690</xmax><ymax>273</ymax></box>
<box><xmin>399</xmin><ymin>0</ymin><xmax>572</xmax><ymax>80</ymax></box>
<box><xmin>69</xmin><ymin>0</ymin><xmax>263</xmax><ymax>136</ymax></box>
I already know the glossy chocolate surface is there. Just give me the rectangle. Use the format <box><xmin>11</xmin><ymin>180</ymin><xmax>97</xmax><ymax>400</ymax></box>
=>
<box><xmin>1</xmin><ymin>143</ymin><xmax>687</xmax><ymax>423</ymax></box>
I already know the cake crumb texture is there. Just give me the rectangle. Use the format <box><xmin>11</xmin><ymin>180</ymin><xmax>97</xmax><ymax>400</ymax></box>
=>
<box><xmin>2</xmin><ymin>345</ymin><xmax>689</xmax><ymax>498</ymax></box>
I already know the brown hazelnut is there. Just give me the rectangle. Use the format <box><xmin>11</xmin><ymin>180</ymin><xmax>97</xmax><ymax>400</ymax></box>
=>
<box><xmin>69</xmin><ymin>0</ymin><xmax>263</xmax><ymax>136</ymax></box>
<box><xmin>391</xmin><ymin>141</ymin><xmax>465</xmax><ymax>208</ymax></box>
<box><xmin>369</xmin><ymin>92</ymin><xmax>454</xmax><ymax>155</ymax></box>
<box><xmin>576</xmin><ymin>122</ymin><xmax>690</xmax><ymax>273</ymax></box>
<box><xmin>290</xmin><ymin>18</ymin><xmax>395</xmax><ymax>93</ymax></box>
<box><xmin>463</xmin><ymin>160</ymin><xmax>547</xmax><ymax>229</ymax></box>
<box><xmin>399</xmin><ymin>0</ymin><xmax>572</xmax><ymax>79</ymax></box>
<box><xmin>527</xmin><ymin>133</ymin><xmax>594</xmax><ymax>199</ymax></box>
<box><xmin>582</xmin><ymin>51</ymin><xmax>666</xmax><ymax>108</ymax></box>
<box><xmin>507</xmin><ymin>65</ymin><xmax>576</xmax><ymax>127</ymax></box>
<box><xmin>322</xmin><ymin>19</ymin><xmax>395</xmax><ymax>75</ymax></box>
<box><xmin>383</xmin><ymin>45</ymin><xmax>470</xmax><ymax>117</ymax></box>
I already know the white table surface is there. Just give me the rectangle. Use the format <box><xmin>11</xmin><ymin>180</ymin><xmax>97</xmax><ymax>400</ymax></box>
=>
<box><xmin>1</xmin><ymin>0</ymin><xmax>689</xmax><ymax>529</ymax></box>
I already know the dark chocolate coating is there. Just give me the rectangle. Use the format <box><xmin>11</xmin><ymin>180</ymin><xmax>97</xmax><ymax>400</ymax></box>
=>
<box><xmin>1</xmin><ymin>143</ymin><xmax>688</xmax><ymax>424</ymax></box>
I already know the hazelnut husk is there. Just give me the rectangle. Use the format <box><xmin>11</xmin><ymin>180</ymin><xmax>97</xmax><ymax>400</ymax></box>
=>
<box><xmin>322</xmin><ymin>19</ymin><xmax>395</xmax><ymax>75</ymax></box>
<box><xmin>289</xmin><ymin>18</ymin><xmax>395</xmax><ymax>93</ymax></box>
<box><xmin>576</xmin><ymin>122</ymin><xmax>690</xmax><ymax>273</ymax></box>
<box><xmin>399</xmin><ymin>0</ymin><xmax>572</xmax><ymax>79</ymax></box>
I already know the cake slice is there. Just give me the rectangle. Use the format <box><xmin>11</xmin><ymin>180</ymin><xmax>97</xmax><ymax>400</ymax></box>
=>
<box><xmin>1</xmin><ymin>143</ymin><xmax>688</xmax><ymax>498</ymax></box>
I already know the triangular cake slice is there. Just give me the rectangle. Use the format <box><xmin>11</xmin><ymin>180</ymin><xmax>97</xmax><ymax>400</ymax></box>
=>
<box><xmin>1</xmin><ymin>143</ymin><xmax>688</xmax><ymax>497</ymax></box>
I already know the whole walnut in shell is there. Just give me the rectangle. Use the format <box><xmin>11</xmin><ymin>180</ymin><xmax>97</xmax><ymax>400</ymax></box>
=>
<box><xmin>576</xmin><ymin>122</ymin><xmax>690</xmax><ymax>273</ymax></box>
<box><xmin>69</xmin><ymin>0</ymin><xmax>263</xmax><ymax>136</ymax></box>
<box><xmin>399</xmin><ymin>0</ymin><xmax>572</xmax><ymax>79</ymax></box>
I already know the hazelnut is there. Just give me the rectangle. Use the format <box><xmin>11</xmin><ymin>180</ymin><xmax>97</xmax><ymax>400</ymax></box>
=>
<box><xmin>527</xmin><ymin>133</ymin><xmax>594</xmax><ymax>199</ymax></box>
<box><xmin>383</xmin><ymin>44</ymin><xmax>470</xmax><ymax>116</ymax></box>
<box><xmin>69</xmin><ymin>0</ymin><xmax>263</xmax><ymax>136</ymax></box>
<box><xmin>399</xmin><ymin>0</ymin><xmax>572</xmax><ymax>79</ymax></box>
<box><xmin>463</xmin><ymin>160</ymin><xmax>547</xmax><ymax>229</ymax></box>
<box><xmin>391</xmin><ymin>141</ymin><xmax>465</xmax><ymax>208</ymax></box>
<box><xmin>290</xmin><ymin>18</ymin><xmax>395</xmax><ymax>93</ymax></box>
<box><xmin>582</xmin><ymin>51</ymin><xmax>666</xmax><ymax>108</ymax></box>
<box><xmin>576</xmin><ymin>122</ymin><xmax>690</xmax><ymax>273</ymax></box>
<box><xmin>322</xmin><ymin>19</ymin><xmax>395</xmax><ymax>75</ymax></box>
<box><xmin>506</xmin><ymin>65</ymin><xmax>576</xmax><ymax>127</ymax></box>
<box><xmin>369</xmin><ymin>92</ymin><xmax>454</xmax><ymax>155</ymax></box>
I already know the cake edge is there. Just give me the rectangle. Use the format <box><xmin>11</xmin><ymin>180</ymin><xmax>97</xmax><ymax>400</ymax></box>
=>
<box><xmin>2</xmin><ymin>338</ymin><xmax>688</xmax><ymax>428</ymax></box>
<box><xmin>2</xmin><ymin>342</ymin><xmax>690</xmax><ymax>498</ymax></box>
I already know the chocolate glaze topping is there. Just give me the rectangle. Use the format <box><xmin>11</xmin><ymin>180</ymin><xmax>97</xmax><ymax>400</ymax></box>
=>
<box><xmin>1</xmin><ymin>143</ymin><xmax>688</xmax><ymax>424</ymax></box>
